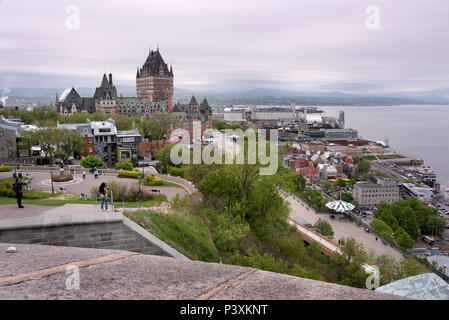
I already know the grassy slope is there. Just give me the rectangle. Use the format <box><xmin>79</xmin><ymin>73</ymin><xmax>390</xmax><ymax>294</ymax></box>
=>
<box><xmin>125</xmin><ymin>210</ymin><xmax>220</xmax><ymax>262</ymax></box>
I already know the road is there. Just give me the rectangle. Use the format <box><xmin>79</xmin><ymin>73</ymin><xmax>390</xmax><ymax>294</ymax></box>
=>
<box><xmin>371</xmin><ymin>161</ymin><xmax>408</xmax><ymax>182</ymax></box>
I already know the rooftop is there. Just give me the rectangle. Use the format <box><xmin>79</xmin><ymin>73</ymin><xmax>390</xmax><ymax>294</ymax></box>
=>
<box><xmin>0</xmin><ymin>243</ymin><xmax>405</xmax><ymax>300</ymax></box>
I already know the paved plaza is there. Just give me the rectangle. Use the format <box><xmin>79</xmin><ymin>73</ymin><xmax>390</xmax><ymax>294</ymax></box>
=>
<box><xmin>284</xmin><ymin>193</ymin><xmax>404</xmax><ymax>261</ymax></box>
<box><xmin>0</xmin><ymin>170</ymin><xmax>186</xmax><ymax>201</ymax></box>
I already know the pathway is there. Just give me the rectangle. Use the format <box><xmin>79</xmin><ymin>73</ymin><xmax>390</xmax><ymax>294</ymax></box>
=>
<box><xmin>283</xmin><ymin>192</ymin><xmax>404</xmax><ymax>261</ymax></box>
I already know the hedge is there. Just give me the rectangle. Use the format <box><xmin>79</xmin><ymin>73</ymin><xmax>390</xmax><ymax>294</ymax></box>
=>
<box><xmin>115</xmin><ymin>162</ymin><xmax>133</xmax><ymax>171</ymax></box>
<box><xmin>0</xmin><ymin>166</ymin><xmax>10</xmax><ymax>172</ymax></box>
<box><xmin>144</xmin><ymin>175</ymin><xmax>163</xmax><ymax>186</ymax></box>
<box><xmin>117</xmin><ymin>170</ymin><xmax>143</xmax><ymax>178</ymax></box>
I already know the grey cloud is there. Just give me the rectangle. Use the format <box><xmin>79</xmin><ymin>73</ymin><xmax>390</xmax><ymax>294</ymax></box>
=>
<box><xmin>0</xmin><ymin>0</ymin><xmax>448</xmax><ymax>95</ymax></box>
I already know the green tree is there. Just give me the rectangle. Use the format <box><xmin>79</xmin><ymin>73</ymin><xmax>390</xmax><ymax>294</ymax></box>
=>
<box><xmin>313</xmin><ymin>219</ymin><xmax>334</xmax><ymax>237</ymax></box>
<box><xmin>56</xmin><ymin>128</ymin><xmax>87</xmax><ymax>163</ymax></box>
<box><xmin>332</xmin><ymin>237</ymin><xmax>369</xmax><ymax>288</ymax></box>
<box><xmin>212</xmin><ymin>204</ymin><xmax>250</xmax><ymax>252</ymax></box>
<box><xmin>148</xmin><ymin>112</ymin><xmax>179</xmax><ymax>140</ymax></box>
<box><xmin>340</xmin><ymin>192</ymin><xmax>354</xmax><ymax>204</ymax></box>
<box><xmin>155</xmin><ymin>144</ymin><xmax>175</xmax><ymax>172</ymax></box>
<box><xmin>19</xmin><ymin>126</ymin><xmax>59</xmax><ymax>165</ymax></box>
<box><xmin>393</xmin><ymin>226</ymin><xmax>415</xmax><ymax>249</ymax></box>
<box><xmin>354</xmin><ymin>158</ymin><xmax>371</xmax><ymax>173</ymax></box>
<box><xmin>80</xmin><ymin>156</ymin><xmax>107</xmax><ymax>169</ymax></box>
<box><xmin>115</xmin><ymin>162</ymin><xmax>133</xmax><ymax>171</ymax></box>
<box><xmin>371</xmin><ymin>219</ymin><xmax>394</xmax><ymax>241</ymax></box>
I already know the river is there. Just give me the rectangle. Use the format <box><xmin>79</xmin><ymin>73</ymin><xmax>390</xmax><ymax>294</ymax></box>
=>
<box><xmin>319</xmin><ymin>105</ymin><xmax>449</xmax><ymax>185</ymax></box>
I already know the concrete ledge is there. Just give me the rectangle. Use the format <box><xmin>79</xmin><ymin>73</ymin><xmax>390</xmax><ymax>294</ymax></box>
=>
<box><xmin>0</xmin><ymin>212</ymin><xmax>123</xmax><ymax>231</ymax></box>
<box><xmin>121</xmin><ymin>215</ymin><xmax>189</xmax><ymax>260</ymax></box>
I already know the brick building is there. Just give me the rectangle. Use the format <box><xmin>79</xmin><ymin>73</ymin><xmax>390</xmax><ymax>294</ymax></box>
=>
<box><xmin>136</xmin><ymin>48</ymin><xmax>174</xmax><ymax>111</ymax></box>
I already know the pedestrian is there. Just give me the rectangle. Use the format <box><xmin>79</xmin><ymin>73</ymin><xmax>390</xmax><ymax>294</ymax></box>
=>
<box><xmin>12</xmin><ymin>178</ymin><xmax>28</xmax><ymax>209</ymax></box>
<box><xmin>94</xmin><ymin>170</ymin><xmax>98</xmax><ymax>180</ymax></box>
<box><xmin>82</xmin><ymin>170</ymin><xmax>86</xmax><ymax>180</ymax></box>
<box><xmin>375</xmin><ymin>237</ymin><xmax>378</xmax><ymax>241</ymax></box>
<box><xmin>99</xmin><ymin>182</ymin><xmax>109</xmax><ymax>211</ymax></box>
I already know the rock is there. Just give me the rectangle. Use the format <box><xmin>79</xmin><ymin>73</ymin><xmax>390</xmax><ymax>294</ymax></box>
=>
<box><xmin>6</xmin><ymin>246</ymin><xmax>17</xmax><ymax>253</ymax></box>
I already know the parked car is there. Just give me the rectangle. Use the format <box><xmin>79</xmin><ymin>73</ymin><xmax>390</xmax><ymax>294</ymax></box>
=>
<box><xmin>422</xmin><ymin>236</ymin><xmax>435</xmax><ymax>246</ymax></box>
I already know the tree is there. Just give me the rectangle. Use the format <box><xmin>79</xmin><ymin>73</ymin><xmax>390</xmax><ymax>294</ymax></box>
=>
<box><xmin>80</xmin><ymin>156</ymin><xmax>107</xmax><ymax>169</ymax></box>
<box><xmin>19</xmin><ymin>126</ymin><xmax>59</xmax><ymax>165</ymax></box>
<box><xmin>148</xmin><ymin>112</ymin><xmax>179</xmax><ymax>140</ymax></box>
<box><xmin>115</xmin><ymin>162</ymin><xmax>133</xmax><ymax>171</ymax></box>
<box><xmin>332</xmin><ymin>237</ymin><xmax>369</xmax><ymax>288</ymax></box>
<box><xmin>56</xmin><ymin>128</ymin><xmax>87</xmax><ymax>163</ymax></box>
<box><xmin>32</xmin><ymin>106</ymin><xmax>61</xmax><ymax>126</ymax></box>
<box><xmin>313</xmin><ymin>220</ymin><xmax>334</xmax><ymax>237</ymax></box>
<box><xmin>337</xmin><ymin>179</ymin><xmax>347</xmax><ymax>187</ymax></box>
<box><xmin>212</xmin><ymin>204</ymin><xmax>250</xmax><ymax>252</ymax></box>
<box><xmin>137</xmin><ymin>119</ymin><xmax>153</xmax><ymax>139</ymax></box>
<box><xmin>394</xmin><ymin>226</ymin><xmax>415</xmax><ymax>249</ymax></box>
<box><xmin>155</xmin><ymin>144</ymin><xmax>175</xmax><ymax>172</ymax></box>
<box><xmin>340</xmin><ymin>192</ymin><xmax>354</xmax><ymax>204</ymax></box>
<box><xmin>212</xmin><ymin>119</ymin><xmax>228</xmax><ymax>131</ymax></box>
<box><xmin>371</xmin><ymin>219</ymin><xmax>394</xmax><ymax>241</ymax></box>
<box><xmin>354</xmin><ymin>158</ymin><xmax>370</xmax><ymax>173</ymax></box>
<box><xmin>227</xmin><ymin>163</ymin><xmax>260</xmax><ymax>204</ymax></box>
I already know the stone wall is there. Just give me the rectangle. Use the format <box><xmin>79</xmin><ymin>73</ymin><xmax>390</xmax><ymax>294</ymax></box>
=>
<box><xmin>0</xmin><ymin>221</ymin><xmax>169</xmax><ymax>256</ymax></box>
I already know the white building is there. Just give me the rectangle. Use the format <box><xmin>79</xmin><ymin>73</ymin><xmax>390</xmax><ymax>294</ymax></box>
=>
<box><xmin>401</xmin><ymin>183</ymin><xmax>434</xmax><ymax>202</ymax></box>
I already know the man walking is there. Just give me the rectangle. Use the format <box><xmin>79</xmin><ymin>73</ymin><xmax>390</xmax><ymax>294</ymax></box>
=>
<box><xmin>12</xmin><ymin>178</ymin><xmax>27</xmax><ymax>209</ymax></box>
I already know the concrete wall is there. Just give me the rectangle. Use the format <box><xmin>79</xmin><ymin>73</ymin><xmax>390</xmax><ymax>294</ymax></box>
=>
<box><xmin>0</xmin><ymin>221</ymin><xmax>166</xmax><ymax>256</ymax></box>
<box><xmin>0</xmin><ymin>213</ymin><xmax>188</xmax><ymax>261</ymax></box>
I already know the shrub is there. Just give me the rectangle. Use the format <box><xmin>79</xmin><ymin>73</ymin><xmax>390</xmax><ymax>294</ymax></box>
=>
<box><xmin>117</xmin><ymin>170</ymin><xmax>143</xmax><ymax>178</ymax></box>
<box><xmin>80</xmin><ymin>156</ymin><xmax>107</xmax><ymax>169</ymax></box>
<box><xmin>166</xmin><ymin>166</ymin><xmax>185</xmax><ymax>178</ymax></box>
<box><xmin>100</xmin><ymin>181</ymin><xmax>155</xmax><ymax>202</ymax></box>
<box><xmin>144</xmin><ymin>175</ymin><xmax>163</xmax><ymax>186</ymax></box>
<box><xmin>0</xmin><ymin>166</ymin><xmax>10</xmax><ymax>172</ymax></box>
<box><xmin>115</xmin><ymin>162</ymin><xmax>133</xmax><ymax>171</ymax></box>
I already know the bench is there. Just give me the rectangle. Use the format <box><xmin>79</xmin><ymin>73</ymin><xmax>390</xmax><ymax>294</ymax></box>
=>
<box><xmin>58</xmin><ymin>187</ymin><xmax>67</xmax><ymax>193</ymax></box>
<box><xmin>150</xmin><ymin>189</ymin><xmax>161</xmax><ymax>194</ymax></box>
<box><xmin>69</xmin><ymin>169</ymin><xmax>76</xmax><ymax>174</ymax></box>
<box><xmin>98</xmin><ymin>170</ymin><xmax>104</xmax><ymax>175</ymax></box>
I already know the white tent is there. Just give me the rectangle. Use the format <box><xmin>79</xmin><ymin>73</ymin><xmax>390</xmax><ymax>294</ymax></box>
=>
<box><xmin>325</xmin><ymin>199</ymin><xmax>355</xmax><ymax>213</ymax></box>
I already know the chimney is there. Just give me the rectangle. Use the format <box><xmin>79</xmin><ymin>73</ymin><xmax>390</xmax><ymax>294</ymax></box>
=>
<box><xmin>108</xmin><ymin>73</ymin><xmax>112</xmax><ymax>85</ymax></box>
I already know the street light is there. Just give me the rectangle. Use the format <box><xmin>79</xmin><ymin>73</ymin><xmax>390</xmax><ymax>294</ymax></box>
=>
<box><xmin>444</xmin><ymin>264</ymin><xmax>447</xmax><ymax>275</ymax></box>
<box><xmin>50</xmin><ymin>171</ymin><xmax>54</xmax><ymax>196</ymax></box>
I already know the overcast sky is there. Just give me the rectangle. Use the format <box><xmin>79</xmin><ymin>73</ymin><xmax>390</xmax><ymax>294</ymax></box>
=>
<box><xmin>1</xmin><ymin>0</ymin><xmax>449</xmax><ymax>94</ymax></box>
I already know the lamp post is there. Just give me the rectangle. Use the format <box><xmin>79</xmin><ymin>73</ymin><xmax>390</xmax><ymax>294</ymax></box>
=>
<box><xmin>444</xmin><ymin>264</ymin><xmax>447</xmax><ymax>275</ymax></box>
<box><xmin>50</xmin><ymin>171</ymin><xmax>54</xmax><ymax>196</ymax></box>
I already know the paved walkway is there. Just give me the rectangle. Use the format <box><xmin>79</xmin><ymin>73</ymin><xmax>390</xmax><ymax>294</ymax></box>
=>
<box><xmin>0</xmin><ymin>243</ymin><xmax>404</xmax><ymax>300</ymax></box>
<box><xmin>0</xmin><ymin>171</ymin><xmax>186</xmax><ymax>201</ymax></box>
<box><xmin>284</xmin><ymin>193</ymin><xmax>404</xmax><ymax>261</ymax></box>
<box><xmin>0</xmin><ymin>204</ymin><xmax>122</xmax><ymax>231</ymax></box>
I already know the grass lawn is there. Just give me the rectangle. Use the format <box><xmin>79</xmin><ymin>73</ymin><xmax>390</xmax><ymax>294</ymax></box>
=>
<box><xmin>125</xmin><ymin>210</ymin><xmax>220</xmax><ymax>262</ymax></box>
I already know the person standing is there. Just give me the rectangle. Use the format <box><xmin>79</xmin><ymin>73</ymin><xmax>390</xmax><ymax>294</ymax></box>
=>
<box><xmin>82</xmin><ymin>170</ymin><xmax>86</xmax><ymax>180</ymax></box>
<box><xmin>12</xmin><ymin>178</ymin><xmax>27</xmax><ymax>209</ymax></box>
<box><xmin>99</xmin><ymin>182</ymin><xmax>109</xmax><ymax>211</ymax></box>
<box><xmin>94</xmin><ymin>170</ymin><xmax>98</xmax><ymax>180</ymax></box>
